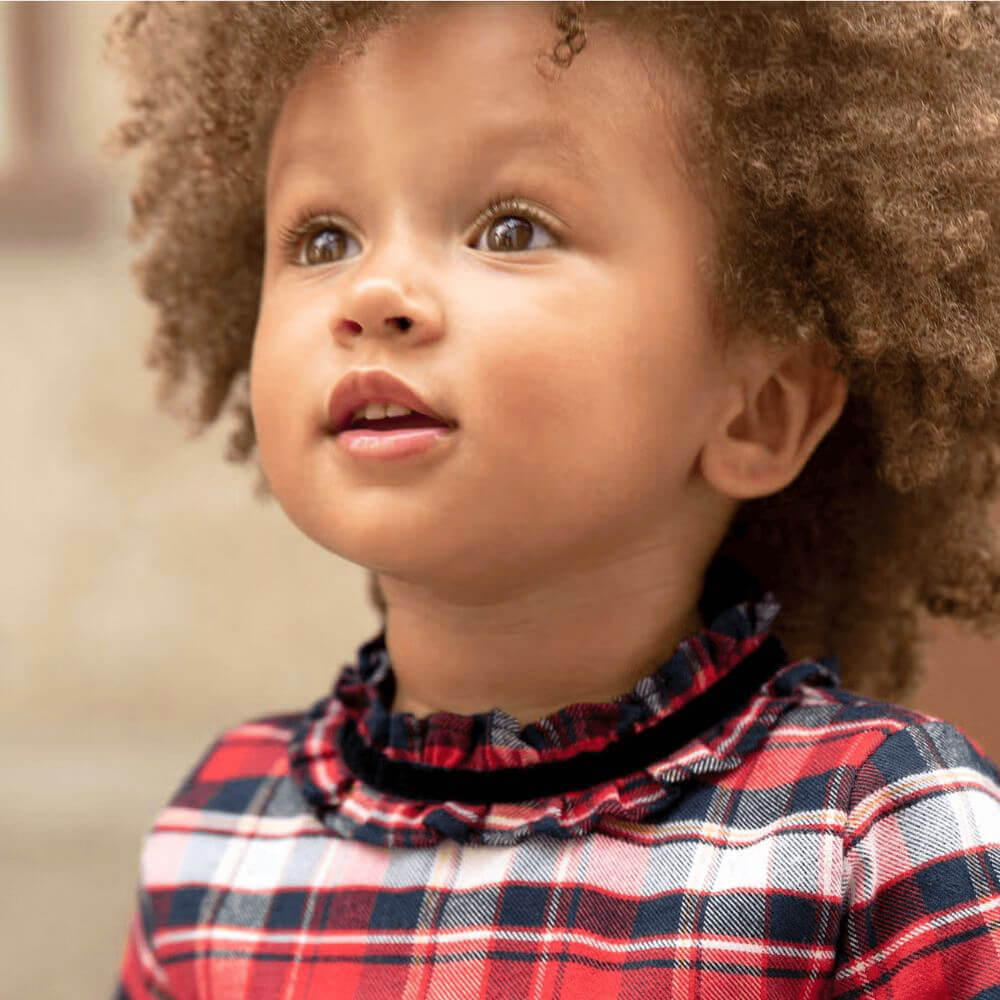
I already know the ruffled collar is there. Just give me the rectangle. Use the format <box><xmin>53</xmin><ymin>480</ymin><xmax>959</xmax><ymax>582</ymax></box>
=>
<box><xmin>288</xmin><ymin>562</ymin><xmax>839</xmax><ymax>846</ymax></box>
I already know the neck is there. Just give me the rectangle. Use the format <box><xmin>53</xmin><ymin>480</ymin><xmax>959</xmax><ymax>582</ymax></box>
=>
<box><xmin>379</xmin><ymin>553</ymin><xmax>709</xmax><ymax>727</ymax></box>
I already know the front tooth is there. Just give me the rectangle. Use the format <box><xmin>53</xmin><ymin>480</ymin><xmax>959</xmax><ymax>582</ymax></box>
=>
<box><xmin>385</xmin><ymin>403</ymin><xmax>412</xmax><ymax>418</ymax></box>
<box><xmin>363</xmin><ymin>402</ymin><xmax>389</xmax><ymax>420</ymax></box>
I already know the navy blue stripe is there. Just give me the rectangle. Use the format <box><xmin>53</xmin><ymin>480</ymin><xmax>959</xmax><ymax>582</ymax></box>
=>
<box><xmin>160</xmin><ymin>946</ymin><xmax>818</xmax><ymax>978</ymax></box>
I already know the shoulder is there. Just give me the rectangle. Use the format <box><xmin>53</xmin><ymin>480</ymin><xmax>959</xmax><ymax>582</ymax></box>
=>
<box><xmin>768</xmin><ymin>668</ymin><xmax>1000</xmax><ymax>790</ymax></box>
<box><xmin>844</xmin><ymin>705</ymin><xmax>1000</xmax><ymax>801</ymax></box>
<box><xmin>813</xmin><ymin>698</ymin><xmax>1000</xmax><ymax>995</ymax></box>
<box><xmin>827</xmin><ymin>699</ymin><xmax>1000</xmax><ymax>849</ymax></box>
<box><xmin>134</xmin><ymin>710</ymin><xmax>318</xmax><ymax>893</ymax></box>
<box><xmin>147</xmin><ymin>711</ymin><xmax>310</xmax><ymax>831</ymax></box>
<box><xmin>781</xmin><ymin>684</ymin><xmax>1000</xmax><ymax>885</ymax></box>
<box><xmin>126</xmin><ymin>711</ymin><xmax>321</xmax><ymax>984</ymax></box>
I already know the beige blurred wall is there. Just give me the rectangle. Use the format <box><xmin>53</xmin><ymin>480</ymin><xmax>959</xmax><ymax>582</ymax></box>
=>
<box><xmin>2</xmin><ymin>5</ymin><xmax>997</xmax><ymax>998</ymax></box>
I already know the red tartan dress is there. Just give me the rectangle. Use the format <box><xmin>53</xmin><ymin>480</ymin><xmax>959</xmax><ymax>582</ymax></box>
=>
<box><xmin>116</xmin><ymin>566</ymin><xmax>1000</xmax><ymax>999</ymax></box>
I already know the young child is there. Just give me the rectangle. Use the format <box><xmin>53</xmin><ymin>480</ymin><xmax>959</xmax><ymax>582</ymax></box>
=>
<box><xmin>107</xmin><ymin>2</ymin><xmax>1000</xmax><ymax>997</ymax></box>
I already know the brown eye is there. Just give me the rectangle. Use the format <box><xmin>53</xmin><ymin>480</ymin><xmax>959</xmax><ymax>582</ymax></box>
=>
<box><xmin>303</xmin><ymin>227</ymin><xmax>348</xmax><ymax>265</ymax></box>
<box><xmin>472</xmin><ymin>198</ymin><xmax>559</xmax><ymax>254</ymax></box>
<box><xmin>277</xmin><ymin>213</ymin><xmax>360</xmax><ymax>267</ymax></box>
<box><xmin>485</xmin><ymin>216</ymin><xmax>535</xmax><ymax>252</ymax></box>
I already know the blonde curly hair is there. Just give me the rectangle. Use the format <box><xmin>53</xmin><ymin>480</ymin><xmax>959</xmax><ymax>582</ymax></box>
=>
<box><xmin>104</xmin><ymin>1</ymin><xmax>1000</xmax><ymax>697</ymax></box>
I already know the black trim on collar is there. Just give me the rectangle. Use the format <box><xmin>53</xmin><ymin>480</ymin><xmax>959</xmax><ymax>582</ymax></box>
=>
<box><xmin>339</xmin><ymin>633</ymin><xmax>788</xmax><ymax>805</ymax></box>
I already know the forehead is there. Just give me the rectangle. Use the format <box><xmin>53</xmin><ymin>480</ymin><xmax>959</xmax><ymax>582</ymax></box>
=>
<box><xmin>267</xmin><ymin>3</ymin><xmax>677</xmax><ymax>197</ymax></box>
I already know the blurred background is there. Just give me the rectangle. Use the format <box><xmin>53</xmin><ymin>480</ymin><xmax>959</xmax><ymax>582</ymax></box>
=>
<box><xmin>1</xmin><ymin>4</ymin><xmax>997</xmax><ymax>997</ymax></box>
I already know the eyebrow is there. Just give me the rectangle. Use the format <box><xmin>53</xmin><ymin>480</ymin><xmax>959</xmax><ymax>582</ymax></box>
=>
<box><xmin>470</xmin><ymin>118</ymin><xmax>600</xmax><ymax>180</ymax></box>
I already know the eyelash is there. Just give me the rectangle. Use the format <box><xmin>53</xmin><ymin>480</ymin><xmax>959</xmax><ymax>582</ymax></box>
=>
<box><xmin>275</xmin><ymin>194</ymin><xmax>561</xmax><ymax>265</ymax></box>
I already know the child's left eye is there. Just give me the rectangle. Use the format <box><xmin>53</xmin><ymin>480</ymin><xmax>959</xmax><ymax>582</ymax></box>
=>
<box><xmin>468</xmin><ymin>197</ymin><xmax>560</xmax><ymax>254</ymax></box>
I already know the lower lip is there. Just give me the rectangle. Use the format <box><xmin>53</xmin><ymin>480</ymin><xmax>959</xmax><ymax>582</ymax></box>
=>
<box><xmin>334</xmin><ymin>427</ymin><xmax>456</xmax><ymax>460</ymax></box>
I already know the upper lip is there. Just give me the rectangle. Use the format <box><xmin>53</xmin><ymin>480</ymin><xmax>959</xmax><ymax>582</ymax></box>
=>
<box><xmin>326</xmin><ymin>369</ymin><xmax>456</xmax><ymax>434</ymax></box>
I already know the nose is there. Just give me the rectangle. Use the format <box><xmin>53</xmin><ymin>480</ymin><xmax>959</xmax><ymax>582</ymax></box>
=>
<box><xmin>331</xmin><ymin>270</ymin><xmax>443</xmax><ymax>348</ymax></box>
<box><xmin>339</xmin><ymin>312</ymin><xmax>412</xmax><ymax>336</ymax></box>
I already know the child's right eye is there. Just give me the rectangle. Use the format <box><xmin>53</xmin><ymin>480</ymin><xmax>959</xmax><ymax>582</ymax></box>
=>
<box><xmin>277</xmin><ymin>214</ymin><xmax>359</xmax><ymax>267</ymax></box>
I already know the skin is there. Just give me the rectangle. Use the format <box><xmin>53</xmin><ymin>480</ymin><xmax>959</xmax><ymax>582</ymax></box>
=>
<box><xmin>251</xmin><ymin>2</ymin><xmax>847</xmax><ymax>725</ymax></box>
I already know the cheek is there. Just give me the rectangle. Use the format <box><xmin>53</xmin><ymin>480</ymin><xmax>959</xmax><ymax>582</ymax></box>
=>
<box><xmin>249</xmin><ymin>315</ymin><xmax>310</xmax><ymax>481</ymax></box>
<box><xmin>250</xmin><ymin>286</ymin><xmax>330</xmax><ymax>427</ymax></box>
<box><xmin>457</xmin><ymin>321</ymin><xmax>678</xmax><ymax>500</ymax></box>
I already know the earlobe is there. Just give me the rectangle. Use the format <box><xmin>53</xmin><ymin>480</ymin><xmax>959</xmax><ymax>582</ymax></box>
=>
<box><xmin>701</xmin><ymin>339</ymin><xmax>848</xmax><ymax>501</ymax></box>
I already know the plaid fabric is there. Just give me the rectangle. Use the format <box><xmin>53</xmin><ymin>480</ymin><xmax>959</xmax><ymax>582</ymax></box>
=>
<box><xmin>115</xmin><ymin>590</ymin><xmax>1000</xmax><ymax>999</ymax></box>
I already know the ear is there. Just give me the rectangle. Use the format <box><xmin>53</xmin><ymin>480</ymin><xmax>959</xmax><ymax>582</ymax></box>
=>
<box><xmin>700</xmin><ymin>337</ymin><xmax>848</xmax><ymax>500</ymax></box>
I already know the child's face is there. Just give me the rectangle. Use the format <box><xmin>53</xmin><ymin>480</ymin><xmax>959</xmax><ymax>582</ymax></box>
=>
<box><xmin>251</xmin><ymin>3</ymin><xmax>737</xmax><ymax>602</ymax></box>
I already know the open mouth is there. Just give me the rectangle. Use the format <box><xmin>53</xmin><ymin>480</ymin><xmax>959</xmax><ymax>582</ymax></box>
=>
<box><xmin>343</xmin><ymin>413</ymin><xmax>452</xmax><ymax>433</ymax></box>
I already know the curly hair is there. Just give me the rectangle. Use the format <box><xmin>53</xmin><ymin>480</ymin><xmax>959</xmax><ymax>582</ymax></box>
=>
<box><xmin>104</xmin><ymin>1</ymin><xmax>1000</xmax><ymax>698</ymax></box>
